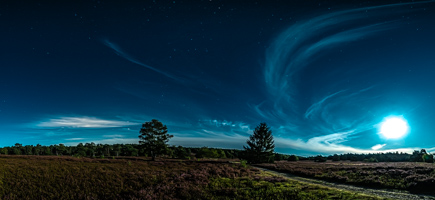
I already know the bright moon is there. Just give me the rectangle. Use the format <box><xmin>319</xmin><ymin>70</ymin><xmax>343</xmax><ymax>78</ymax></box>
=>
<box><xmin>380</xmin><ymin>117</ymin><xmax>409</xmax><ymax>139</ymax></box>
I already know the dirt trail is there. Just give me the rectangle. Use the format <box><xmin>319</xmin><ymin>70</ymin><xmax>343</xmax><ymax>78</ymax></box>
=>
<box><xmin>255</xmin><ymin>166</ymin><xmax>435</xmax><ymax>200</ymax></box>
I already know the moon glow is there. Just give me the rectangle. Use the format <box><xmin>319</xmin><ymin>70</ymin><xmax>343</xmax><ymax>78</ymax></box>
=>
<box><xmin>380</xmin><ymin>117</ymin><xmax>409</xmax><ymax>139</ymax></box>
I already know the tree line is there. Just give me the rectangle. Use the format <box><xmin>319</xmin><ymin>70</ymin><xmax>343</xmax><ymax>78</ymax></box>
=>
<box><xmin>1</xmin><ymin>119</ymin><xmax>432</xmax><ymax>164</ymax></box>
<box><xmin>305</xmin><ymin>149</ymin><xmax>434</xmax><ymax>163</ymax></box>
<box><xmin>0</xmin><ymin>142</ymin><xmax>289</xmax><ymax>161</ymax></box>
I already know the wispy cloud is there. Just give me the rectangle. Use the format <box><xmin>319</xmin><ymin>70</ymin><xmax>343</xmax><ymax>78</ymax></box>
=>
<box><xmin>260</xmin><ymin>1</ymin><xmax>432</xmax><ymax>121</ymax></box>
<box><xmin>425</xmin><ymin>147</ymin><xmax>435</xmax><ymax>154</ymax></box>
<box><xmin>38</xmin><ymin>116</ymin><xmax>138</xmax><ymax>128</ymax></box>
<box><xmin>197</xmin><ymin>119</ymin><xmax>253</xmax><ymax>136</ymax></box>
<box><xmin>201</xmin><ymin>119</ymin><xmax>251</xmax><ymax>130</ymax></box>
<box><xmin>302</xmin><ymin>87</ymin><xmax>379</xmax><ymax>134</ymax></box>
<box><xmin>102</xmin><ymin>39</ymin><xmax>184</xmax><ymax>82</ymax></box>
<box><xmin>275</xmin><ymin>131</ymin><xmax>365</xmax><ymax>154</ymax></box>
<box><xmin>103</xmin><ymin>134</ymin><xmax>125</xmax><ymax>138</ymax></box>
<box><xmin>161</xmin><ymin>119</ymin><xmax>255</xmax><ymax>148</ymax></box>
<box><xmin>305</xmin><ymin>90</ymin><xmax>346</xmax><ymax>119</ymax></box>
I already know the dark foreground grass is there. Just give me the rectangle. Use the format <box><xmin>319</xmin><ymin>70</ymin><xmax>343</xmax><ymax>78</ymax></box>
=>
<box><xmin>0</xmin><ymin>156</ymin><xmax>383</xmax><ymax>199</ymax></box>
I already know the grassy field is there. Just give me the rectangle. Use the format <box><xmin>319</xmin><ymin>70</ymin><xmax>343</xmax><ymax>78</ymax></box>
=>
<box><xmin>0</xmin><ymin>155</ymin><xmax>385</xmax><ymax>199</ymax></box>
<box><xmin>256</xmin><ymin>160</ymin><xmax>435</xmax><ymax>194</ymax></box>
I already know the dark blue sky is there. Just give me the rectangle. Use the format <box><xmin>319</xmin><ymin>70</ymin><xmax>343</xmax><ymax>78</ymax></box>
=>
<box><xmin>1</xmin><ymin>0</ymin><xmax>435</xmax><ymax>155</ymax></box>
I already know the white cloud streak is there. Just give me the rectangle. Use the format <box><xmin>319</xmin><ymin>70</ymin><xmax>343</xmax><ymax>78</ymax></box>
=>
<box><xmin>65</xmin><ymin>138</ymin><xmax>85</xmax><ymax>141</ymax></box>
<box><xmin>275</xmin><ymin>132</ymin><xmax>360</xmax><ymax>154</ymax></box>
<box><xmin>38</xmin><ymin>117</ymin><xmax>138</xmax><ymax>128</ymax></box>
<box><xmin>371</xmin><ymin>144</ymin><xmax>386</xmax><ymax>150</ymax></box>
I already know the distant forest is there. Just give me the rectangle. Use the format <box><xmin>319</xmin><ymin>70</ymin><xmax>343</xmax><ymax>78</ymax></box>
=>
<box><xmin>0</xmin><ymin>143</ymin><xmax>433</xmax><ymax>163</ymax></box>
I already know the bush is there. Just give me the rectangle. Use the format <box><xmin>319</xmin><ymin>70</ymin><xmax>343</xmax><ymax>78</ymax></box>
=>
<box><xmin>174</xmin><ymin>146</ymin><xmax>189</xmax><ymax>159</ymax></box>
<box><xmin>288</xmin><ymin>155</ymin><xmax>299</xmax><ymax>161</ymax></box>
<box><xmin>314</xmin><ymin>155</ymin><xmax>327</xmax><ymax>162</ymax></box>
<box><xmin>196</xmin><ymin>147</ymin><xmax>219</xmax><ymax>158</ymax></box>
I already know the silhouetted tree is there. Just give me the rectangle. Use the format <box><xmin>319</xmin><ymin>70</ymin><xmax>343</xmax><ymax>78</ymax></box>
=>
<box><xmin>139</xmin><ymin>119</ymin><xmax>173</xmax><ymax>161</ymax></box>
<box><xmin>55</xmin><ymin>144</ymin><xmax>66</xmax><ymax>156</ymax></box>
<box><xmin>33</xmin><ymin>144</ymin><xmax>42</xmax><ymax>155</ymax></box>
<box><xmin>410</xmin><ymin>150</ymin><xmax>425</xmax><ymax>162</ymax></box>
<box><xmin>103</xmin><ymin>144</ymin><xmax>111</xmax><ymax>156</ymax></box>
<box><xmin>423</xmin><ymin>154</ymin><xmax>434</xmax><ymax>163</ymax></box>
<box><xmin>421</xmin><ymin>149</ymin><xmax>427</xmax><ymax>154</ymax></box>
<box><xmin>243</xmin><ymin>122</ymin><xmax>275</xmax><ymax>163</ymax></box>
<box><xmin>75</xmin><ymin>143</ymin><xmax>86</xmax><ymax>157</ymax></box>
<box><xmin>113</xmin><ymin>144</ymin><xmax>122</xmax><ymax>157</ymax></box>
<box><xmin>24</xmin><ymin>145</ymin><xmax>33</xmax><ymax>155</ymax></box>
<box><xmin>332</xmin><ymin>154</ymin><xmax>340</xmax><ymax>161</ymax></box>
<box><xmin>83</xmin><ymin>143</ymin><xmax>95</xmax><ymax>157</ymax></box>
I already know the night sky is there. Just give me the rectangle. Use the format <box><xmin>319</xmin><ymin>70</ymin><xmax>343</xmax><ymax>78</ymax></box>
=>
<box><xmin>1</xmin><ymin>0</ymin><xmax>435</xmax><ymax>156</ymax></box>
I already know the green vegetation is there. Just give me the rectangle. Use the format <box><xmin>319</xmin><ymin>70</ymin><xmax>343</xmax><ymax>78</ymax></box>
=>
<box><xmin>0</xmin><ymin>156</ymin><xmax>383</xmax><ymax>199</ymax></box>
<box><xmin>196</xmin><ymin>147</ymin><xmax>226</xmax><ymax>158</ymax></box>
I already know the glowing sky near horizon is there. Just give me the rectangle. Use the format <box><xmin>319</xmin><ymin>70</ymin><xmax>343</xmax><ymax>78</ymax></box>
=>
<box><xmin>1</xmin><ymin>0</ymin><xmax>435</xmax><ymax>155</ymax></box>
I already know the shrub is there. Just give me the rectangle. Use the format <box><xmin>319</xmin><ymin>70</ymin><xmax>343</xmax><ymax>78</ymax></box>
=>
<box><xmin>288</xmin><ymin>155</ymin><xmax>299</xmax><ymax>161</ymax></box>
<box><xmin>240</xmin><ymin>160</ymin><xmax>248</xmax><ymax>168</ymax></box>
<box><xmin>314</xmin><ymin>155</ymin><xmax>327</xmax><ymax>162</ymax></box>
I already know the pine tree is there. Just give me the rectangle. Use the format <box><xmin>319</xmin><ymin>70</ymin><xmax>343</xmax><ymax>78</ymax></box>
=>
<box><xmin>139</xmin><ymin>119</ymin><xmax>173</xmax><ymax>161</ymax></box>
<box><xmin>244</xmin><ymin>122</ymin><xmax>275</xmax><ymax>163</ymax></box>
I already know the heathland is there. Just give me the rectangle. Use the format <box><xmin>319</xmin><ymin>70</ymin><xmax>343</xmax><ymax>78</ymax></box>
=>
<box><xmin>0</xmin><ymin>155</ymin><xmax>385</xmax><ymax>200</ymax></box>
